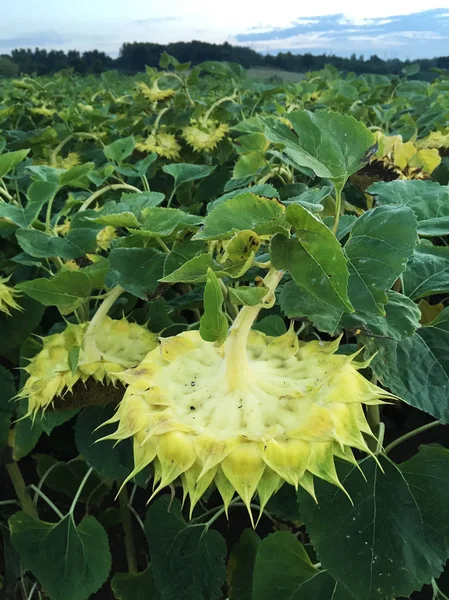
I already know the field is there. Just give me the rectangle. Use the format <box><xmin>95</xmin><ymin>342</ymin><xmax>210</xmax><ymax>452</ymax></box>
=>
<box><xmin>1</xmin><ymin>57</ymin><xmax>449</xmax><ymax>600</ymax></box>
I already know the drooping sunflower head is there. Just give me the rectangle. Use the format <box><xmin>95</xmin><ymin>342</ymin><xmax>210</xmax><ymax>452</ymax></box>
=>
<box><xmin>374</xmin><ymin>131</ymin><xmax>441</xmax><ymax>179</ymax></box>
<box><xmin>19</xmin><ymin>316</ymin><xmax>158</xmax><ymax>418</ymax></box>
<box><xmin>136</xmin><ymin>133</ymin><xmax>181</xmax><ymax>160</ymax></box>
<box><xmin>136</xmin><ymin>81</ymin><xmax>175</xmax><ymax>102</ymax></box>
<box><xmin>182</xmin><ymin>121</ymin><xmax>229</xmax><ymax>152</ymax></box>
<box><xmin>102</xmin><ymin>325</ymin><xmax>395</xmax><ymax>523</ymax></box>
<box><xmin>0</xmin><ymin>275</ymin><xmax>22</xmax><ymax>316</ymax></box>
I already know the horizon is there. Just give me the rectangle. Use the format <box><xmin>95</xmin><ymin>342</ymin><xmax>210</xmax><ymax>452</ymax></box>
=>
<box><xmin>2</xmin><ymin>2</ymin><xmax>449</xmax><ymax>60</ymax></box>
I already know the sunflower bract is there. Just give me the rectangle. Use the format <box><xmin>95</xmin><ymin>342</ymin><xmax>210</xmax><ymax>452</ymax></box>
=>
<box><xmin>0</xmin><ymin>275</ymin><xmax>22</xmax><ymax>316</ymax></box>
<box><xmin>19</xmin><ymin>316</ymin><xmax>158</xmax><ymax>418</ymax></box>
<box><xmin>102</xmin><ymin>328</ymin><xmax>395</xmax><ymax>523</ymax></box>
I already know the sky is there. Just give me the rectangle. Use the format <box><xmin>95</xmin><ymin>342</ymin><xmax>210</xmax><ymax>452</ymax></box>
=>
<box><xmin>2</xmin><ymin>0</ymin><xmax>449</xmax><ymax>59</ymax></box>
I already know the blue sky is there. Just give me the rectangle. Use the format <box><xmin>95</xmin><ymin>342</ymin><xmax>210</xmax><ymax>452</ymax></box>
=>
<box><xmin>2</xmin><ymin>1</ymin><xmax>449</xmax><ymax>59</ymax></box>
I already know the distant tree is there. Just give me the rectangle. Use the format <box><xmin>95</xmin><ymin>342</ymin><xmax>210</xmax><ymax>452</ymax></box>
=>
<box><xmin>0</xmin><ymin>55</ymin><xmax>19</xmax><ymax>78</ymax></box>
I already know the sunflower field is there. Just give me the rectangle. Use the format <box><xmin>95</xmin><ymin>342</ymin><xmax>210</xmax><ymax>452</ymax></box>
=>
<box><xmin>1</xmin><ymin>55</ymin><xmax>449</xmax><ymax>600</ymax></box>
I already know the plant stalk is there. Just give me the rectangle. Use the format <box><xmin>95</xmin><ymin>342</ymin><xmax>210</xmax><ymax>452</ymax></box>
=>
<box><xmin>332</xmin><ymin>186</ymin><xmax>343</xmax><ymax>234</ymax></box>
<box><xmin>118</xmin><ymin>486</ymin><xmax>138</xmax><ymax>574</ymax></box>
<box><xmin>79</xmin><ymin>184</ymin><xmax>141</xmax><ymax>212</ymax></box>
<box><xmin>6</xmin><ymin>441</ymin><xmax>39</xmax><ymax>519</ymax></box>
<box><xmin>224</xmin><ymin>269</ymin><xmax>283</xmax><ymax>392</ymax></box>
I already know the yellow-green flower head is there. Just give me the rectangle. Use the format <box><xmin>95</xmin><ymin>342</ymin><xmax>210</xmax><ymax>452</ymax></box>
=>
<box><xmin>182</xmin><ymin>122</ymin><xmax>229</xmax><ymax>152</ymax></box>
<box><xmin>136</xmin><ymin>133</ymin><xmax>181</xmax><ymax>159</ymax></box>
<box><xmin>0</xmin><ymin>276</ymin><xmax>22</xmax><ymax>316</ymax></box>
<box><xmin>96</xmin><ymin>226</ymin><xmax>117</xmax><ymax>251</ymax></box>
<box><xmin>102</xmin><ymin>327</ymin><xmax>394</xmax><ymax>523</ymax></box>
<box><xmin>19</xmin><ymin>316</ymin><xmax>158</xmax><ymax>418</ymax></box>
<box><xmin>29</xmin><ymin>106</ymin><xmax>56</xmax><ymax>117</ymax></box>
<box><xmin>35</xmin><ymin>152</ymin><xmax>82</xmax><ymax>170</ymax></box>
<box><xmin>136</xmin><ymin>81</ymin><xmax>175</xmax><ymax>102</ymax></box>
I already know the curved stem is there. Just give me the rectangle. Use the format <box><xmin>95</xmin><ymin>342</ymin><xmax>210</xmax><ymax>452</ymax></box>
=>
<box><xmin>82</xmin><ymin>285</ymin><xmax>125</xmax><ymax>361</ymax></box>
<box><xmin>79</xmin><ymin>184</ymin><xmax>141</xmax><ymax>212</ymax></box>
<box><xmin>224</xmin><ymin>269</ymin><xmax>284</xmax><ymax>392</ymax></box>
<box><xmin>50</xmin><ymin>135</ymin><xmax>74</xmax><ymax>166</ymax></box>
<box><xmin>151</xmin><ymin>107</ymin><xmax>169</xmax><ymax>135</ymax></box>
<box><xmin>384</xmin><ymin>420</ymin><xmax>442</xmax><ymax>455</ymax></box>
<box><xmin>202</xmin><ymin>94</ymin><xmax>237</xmax><ymax>126</ymax></box>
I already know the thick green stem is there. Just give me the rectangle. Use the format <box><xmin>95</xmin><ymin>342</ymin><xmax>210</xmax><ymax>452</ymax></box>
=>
<box><xmin>224</xmin><ymin>269</ymin><xmax>283</xmax><ymax>392</ymax></box>
<box><xmin>118</xmin><ymin>486</ymin><xmax>138</xmax><ymax>574</ymax></box>
<box><xmin>6</xmin><ymin>460</ymin><xmax>39</xmax><ymax>520</ymax></box>
<box><xmin>202</xmin><ymin>94</ymin><xmax>237</xmax><ymax>126</ymax></box>
<box><xmin>0</xmin><ymin>185</ymin><xmax>14</xmax><ymax>202</ymax></box>
<box><xmin>332</xmin><ymin>186</ymin><xmax>343</xmax><ymax>235</ymax></box>
<box><xmin>79</xmin><ymin>184</ymin><xmax>141</xmax><ymax>212</ymax></box>
<box><xmin>151</xmin><ymin>107</ymin><xmax>169</xmax><ymax>135</ymax></box>
<box><xmin>384</xmin><ymin>420</ymin><xmax>441</xmax><ymax>455</ymax></box>
<box><xmin>83</xmin><ymin>285</ymin><xmax>125</xmax><ymax>361</ymax></box>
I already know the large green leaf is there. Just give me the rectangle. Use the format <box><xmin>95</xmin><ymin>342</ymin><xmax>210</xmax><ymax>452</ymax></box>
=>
<box><xmin>252</xmin><ymin>531</ymin><xmax>318</xmax><ymax>600</ymax></box>
<box><xmin>0</xmin><ymin>148</ymin><xmax>30</xmax><ymax>178</ymax></box>
<box><xmin>104</xmin><ymin>136</ymin><xmax>135</xmax><ymax>163</ymax></box>
<box><xmin>263</xmin><ymin>110</ymin><xmax>375</xmax><ymax>188</ymax></box>
<box><xmin>75</xmin><ymin>405</ymin><xmax>136</xmax><ymax>482</ymax></box>
<box><xmin>281</xmin><ymin>282</ymin><xmax>420</xmax><ymax>340</ymax></box>
<box><xmin>59</xmin><ymin>162</ymin><xmax>95</xmax><ymax>188</ymax></box>
<box><xmin>16</xmin><ymin>228</ymin><xmax>97</xmax><ymax>259</ymax></box>
<box><xmin>339</xmin><ymin>290</ymin><xmax>421</xmax><ymax>340</ymax></box>
<box><xmin>108</xmin><ymin>248</ymin><xmax>165</xmax><ymax>299</ymax></box>
<box><xmin>227</xmin><ymin>529</ymin><xmax>260</xmax><ymax>600</ymax></box>
<box><xmin>369</xmin><ymin>180</ymin><xmax>449</xmax><ymax>236</ymax></box>
<box><xmin>162</xmin><ymin>163</ymin><xmax>216</xmax><ymax>188</ymax></box>
<box><xmin>400</xmin><ymin>445</ymin><xmax>449</xmax><ymax>558</ymax></box>
<box><xmin>193</xmin><ymin>192</ymin><xmax>286</xmax><ymax>241</ymax></box>
<box><xmin>111</xmin><ymin>566</ymin><xmax>161</xmax><ymax>600</ymax></box>
<box><xmin>287</xmin><ymin>571</ymin><xmax>353</xmax><ymax>600</ymax></box>
<box><xmin>9</xmin><ymin>513</ymin><xmax>111</xmax><ymax>600</ymax></box>
<box><xmin>403</xmin><ymin>242</ymin><xmax>449</xmax><ymax>300</ymax></box>
<box><xmin>271</xmin><ymin>204</ymin><xmax>352</xmax><ymax>312</ymax></box>
<box><xmin>364</xmin><ymin>322</ymin><xmax>449</xmax><ymax>422</ymax></box>
<box><xmin>0</xmin><ymin>296</ymin><xmax>44</xmax><ymax>355</ymax></box>
<box><xmin>0</xmin><ymin>181</ymin><xmax>58</xmax><ymax>227</ymax></box>
<box><xmin>298</xmin><ymin>457</ymin><xmax>445</xmax><ymax>600</ymax></box>
<box><xmin>17</xmin><ymin>271</ymin><xmax>92</xmax><ymax>315</ymax></box>
<box><xmin>144</xmin><ymin>496</ymin><xmax>227</xmax><ymax>600</ymax></box>
<box><xmin>134</xmin><ymin>207</ymin><xmax>202</xmax><ymax>238</ymax></box>
<box><xmin>344</xmin><ymin>205</ymin><xmax>417</xmax><ymax>315</ymax></box>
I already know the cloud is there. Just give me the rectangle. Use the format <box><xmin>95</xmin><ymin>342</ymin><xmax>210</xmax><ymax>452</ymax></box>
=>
<box><xmin>234</xmin><ymin>9</ymin><xmax>449</xmax><ymax>58</ymax></box>
<box><xmin>0</xmin><ymin>30</ymin><xmax>66</xmax><ymax>49</ymax></box>
<box><xmin>131</xmin><ymin>16</ymin><xmax>179</xmax><ymax>24</ymax></box>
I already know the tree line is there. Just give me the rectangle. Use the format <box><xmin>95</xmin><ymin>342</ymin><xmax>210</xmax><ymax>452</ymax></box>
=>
<box><xmin>1</xmin><ymin>41</ymin><xmax>448</xmax><ymax>79</ymax></box>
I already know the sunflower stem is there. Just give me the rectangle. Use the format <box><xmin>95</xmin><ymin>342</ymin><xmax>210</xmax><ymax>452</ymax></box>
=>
<box><xmin>83</xmin><ymin>285</ymin><xmax>125</xmax><ymax>362</ymax></box>
<box><xmin>6</xmin><ymin>461</ymin><xmax>39</xmax><ymax>520</ymax></box>
<box><xmin>224</xmin><ymin>269</ymin><xmax>283</xmax><ymax>392</ymax></box>
<box><xmin>79</xmin><ymin>184</ymin><xmax>141</xmax><ymax>212</ymax></box>
<box><xmin>332</xmin><ymin>186</ymin><xmax>343</xmax><ymax>235</ymax></box>
<box><xmin>202</xmin><ymin>93</ymin><xmax>237</xmax><ymax>127</ymax></box>
<box><xmin>118</xmin><ymin>485</ymin><xmax>138</xmax><ymax>574</ymax></box>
